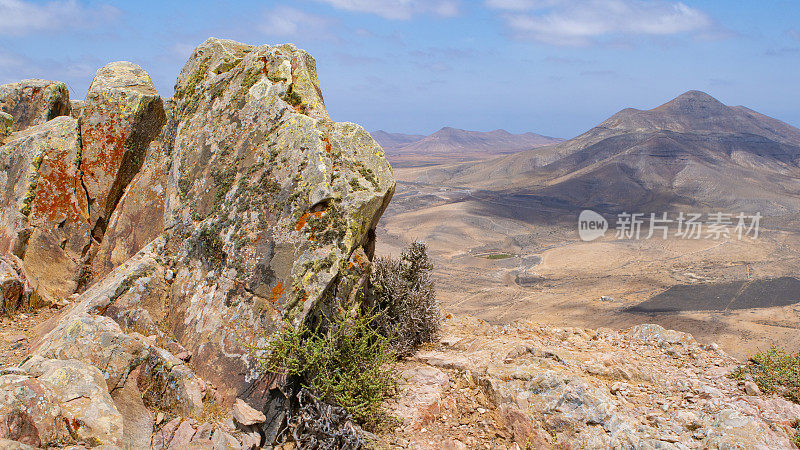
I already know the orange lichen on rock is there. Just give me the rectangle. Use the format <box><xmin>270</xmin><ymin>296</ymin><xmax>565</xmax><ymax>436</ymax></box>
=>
<box><xmin>270</xmin><ymin>283</ymin><xmax>284</xmax><ymax>304</ymax></box>
<box><xmin>295</xmin><ymin>212</ymin><xmax>309</xmax><ymax>231</ymax></box>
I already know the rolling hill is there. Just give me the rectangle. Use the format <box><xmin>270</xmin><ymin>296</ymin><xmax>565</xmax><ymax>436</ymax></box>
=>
<box><xmin>370</xmin><ymin>130</ymin><xmax>426</xmax><ymax>152</ymax></box>
<box><xmin>371</xmin><ymin>127</ymin><xmax>562</xmax><ymax>167</ymax></box>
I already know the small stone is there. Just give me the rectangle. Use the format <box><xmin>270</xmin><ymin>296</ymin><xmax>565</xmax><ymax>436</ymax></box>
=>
<box><xmin>232</xmin><ymin>398</ymin><xmax>266</xmax><ymax>426</ymax></box>
<box><xmin>744</xmin><ymin>381</ymin><xmax>761</xmax><ymax>396</ymax></box>
<box><xmin>156</xmin><ymin>412</ymin><xmax>165</xmax><ymax>425</ymax></box>
<box><xmin>176</xmin><ymin>351</ymin><xmax>192</xmax><ymax>362</ymax></box>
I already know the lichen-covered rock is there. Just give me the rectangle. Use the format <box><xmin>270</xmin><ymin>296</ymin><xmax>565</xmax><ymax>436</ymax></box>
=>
<box><xmin>0</xmin><ymin>116</ymin><xmax>90</xmax><ymax>304</ymax></box>
<box><xmin>24</xmin><ymin>358</ymin><xmax>124</xmax><ymax>446</ymax></box>
<box><xmin>0</xmin><ymin>373</ymin><xmax>67</xmax><ymax>447</ymax></box>
<box><xmin>33</xmin><ymin>314</ymin><xmax>147</xmax><ymax>391</ymax></box>
<box><xmin>0</xmin><ymin>438</ymin><xmax>35</xmax><ymax>449</ymax></box>
<box><xmin>0</xmin><ymin>79</ymin><xmax>71</xmax><ymax>132</ymax></box>
<box><xmin>91</xmin><ymin>139</ymin><xmax>170</xmax><ymax>279</ymax></box>
<box><xmin>0</xmin><ymin>112</ymin><xmax>12</xmax><ymax>139</ymax></box>
<box><xmin>50</xmin><ymin>241</ymin><xmax>206</xmax><ymax>416</ymax></box>
<box><xmin>0</xmin><ymin>357</ymin><xmax>124</xmax><ymax>447</ymax></box>
<box><xmin>92</xmin><ymin>37</ymin><xmax>395</xmax><ymax>408</ymax></box>
<box><xmin>69</xmin><ymin>100</ymin><xmax>84</xmax><ymax>119</ymax></box>
<box><xmin>80</xmin><ymin>61</ymin><xmax>166</xmax><ymax>236</ymax></box>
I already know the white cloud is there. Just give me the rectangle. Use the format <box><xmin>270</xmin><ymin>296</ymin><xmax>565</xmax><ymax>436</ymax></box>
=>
<box><xmin>313</xmin><ymin>0</ymin><xmax>459</xmax><ymax>20</ymax></box>
<box><xmin>260</xmin><ymin>6</ymin><xmax>334</xmax><ymax>38</ymax></box>
<box><xmin>485</xmin><ymin>0</ymin><xmax>559</xmax><ymax>11</ymax></box>
<box><xmin>0</xmin><ymin>0</ymin><xmax>119</xmax><ymax>36</ymax></box>
<box><xmin>487</xmin><ymin>0</ymin><xmax>713</xmax><ymax>46</ymax></box>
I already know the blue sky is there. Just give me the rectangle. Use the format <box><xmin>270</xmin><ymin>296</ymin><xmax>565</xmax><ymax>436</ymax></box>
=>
<box><xmin>0</xmin><ymin>0</ymin><xmax>798</xmax><ymax>138</ymax></box>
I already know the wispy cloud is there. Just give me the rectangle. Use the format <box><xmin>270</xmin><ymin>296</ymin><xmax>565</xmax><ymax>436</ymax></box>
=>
<box><xmin>544</xmin><ymin>55</ymin><xmax>593</xmax><ymax>65</ymax></box>
<box><xmin>312</xmin><ymin>0</ymin><xmax>459</xmax><ymax>20</ymax></box>
<box><xmin>787</xmin><ymin>28</ymin><xmax>800</xmax><ymax>40</ymax></box>
<box><xmin>260</xmin><ymin>6</ymin><xmax>335</xmax><ymax>39</ymax></box>
<box><xmin>0</xmin><ymin>0</ymin><xmax>119</xmax><ymax>36</ymax></box>
<box><xmin>487</xmin><ymin>0</ymin><xmax>713</xmax><ymax>46</ymax></box>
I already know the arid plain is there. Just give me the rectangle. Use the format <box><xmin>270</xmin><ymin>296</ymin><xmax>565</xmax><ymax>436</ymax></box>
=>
<box><xmin>377</xmin><ymin>175</ymin><xmax>800</xmax><ymax>360</ymax></box>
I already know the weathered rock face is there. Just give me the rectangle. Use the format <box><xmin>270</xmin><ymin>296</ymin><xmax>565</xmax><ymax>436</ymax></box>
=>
<box><xmin>80</xmin><ymin>61</ymin><xmax>166</xmax><ymax>235</ymax></box>
<box><xmin>91</xmin><ymin>37</ymin><xmax>395</xmax><ymax>406</ymax></box>
<box><xmin>0</xmin><ymin>117</ymin><xmax>90</xmax><ymax>303</ymax></box>
<box><xmin>0</xmin><ymin>256</ymin><xmax>35</xmax><ymax>316</ymax></box>
<box><xmin>0</xmin><ymin>80</ymin><xmax>70</xmax><ymax>132</ymax></box>
<box><xmin>0</xmin><ymin>64</ymin><xmax>165</xmax><ymax>308</ymax></box>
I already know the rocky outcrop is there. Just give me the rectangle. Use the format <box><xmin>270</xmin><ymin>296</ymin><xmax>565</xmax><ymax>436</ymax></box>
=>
<box><xmin>0</xmin><ymin>36</ymin><xmax>395</xmax><ymax>448</ymax></box>
<box><xmin>0</xmin><ymin>66</ymin><xmax>165</xmax><ymax>309</ymax></box>
<box><xmin>0</xmin><ymin>80</ymin><xmax>70</xmax><ymax>132</ymax></box>
<box><xmin>80</xmin><ymin>61</ymin><xmax>166</xmax><ymax>236</ymax></box>
<box><xmin>0</xmin><ymin>256</ymin><xmax>32</xmax><ymax>316</ymax></box>
<box><xmin>0</xmin><ymin>357</ymin><xmax>123</xmax><ymax>447</ymax></box>
<box><xmin>0</xmin><ymin>117</ymin><xmax>90</xmax><ymax>304</ymax></box>
<box><xmin>89</xmin><ymin>37</ymin><xmax>394</xmax><ymax>410</ymax></box>
<box><xmin>0</xmin><ymin>113</ymin><xmax>12</xmax><ymax>139</ymax></box>
<box><xmin>386</xmin><ymin>317</ymin><xmax>800</xmax><ymax>449</ymax></box>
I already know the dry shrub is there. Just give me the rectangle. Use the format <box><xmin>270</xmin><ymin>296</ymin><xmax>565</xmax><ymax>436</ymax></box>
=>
<box><xmin>370</xmin><ymin>241</ymin><xmax>441</xmax><ymax>357</ymax></box>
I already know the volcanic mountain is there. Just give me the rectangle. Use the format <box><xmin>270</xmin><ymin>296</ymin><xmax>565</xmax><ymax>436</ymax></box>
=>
<box><xmin>410</xmin><ymin>91</ymin><xmax>800</xmax><ymax>218</ymax></box>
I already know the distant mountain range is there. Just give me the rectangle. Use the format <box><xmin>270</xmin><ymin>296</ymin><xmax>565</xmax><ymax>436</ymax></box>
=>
<box><xmin>370</xmin><ymin>131</ymin><xmax>426</xmax><ymax>152</ymax></box>
<box><xmin>372</xmin><ymin>127</ymin><xmax>563</xmax><ymax>156</ymax></box>
<box><xmin>407</xmin><ymin>91</ymin><xmax>800</xmax><ymax>217</ymax></box>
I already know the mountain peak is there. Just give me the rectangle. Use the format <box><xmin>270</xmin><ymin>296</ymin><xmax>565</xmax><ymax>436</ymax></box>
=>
<box><xmin>655</xmin><ymin>90</ymin><xmax>727</xmax><ymax>115</ymax></box>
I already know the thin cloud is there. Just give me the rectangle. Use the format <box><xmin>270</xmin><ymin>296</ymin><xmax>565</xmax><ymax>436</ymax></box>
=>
<box><xmin>487</xmin><ymin>0</ymin><xmax>714</xmax><ymax>46</ymax></box>
<box><xmin>260</xmin><ymin>6</ymin><xmax>335</xmax><ymax>39</ymax></box>
<box><xmin>0</xmin><ymin>0</ymin><xmax>119</xmax><ymax>36</ymax></box>
<box><xmin>544</xmin><ymin>55</ymin><xmax>593</xmax><ymax>65</ymax></box>
<box><xmin>313</xmin><ymin>0</ymin><xmax>459</xmax><ymax>20</ymax></box>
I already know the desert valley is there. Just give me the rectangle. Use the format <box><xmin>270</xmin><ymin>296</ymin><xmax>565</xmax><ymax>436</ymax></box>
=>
<box><xmin>374</xmin><ymin>91</ymin><xmax>800</xmax><ymax>359</ymax></box>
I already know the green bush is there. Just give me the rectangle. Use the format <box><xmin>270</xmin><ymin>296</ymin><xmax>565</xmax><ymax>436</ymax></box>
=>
<box><xmin>257</xmin><ymin>303</ymin><xmax>397</xmax><ymax>430</ymax></box>
<box><xmin>370</xmin><ymin>242</ymin><xmax>441</xmax><ymax>357</ymax></box>
<box><xmin>733</xmin><ymin>346</ymin><xmax>800</xmax><ymax>403</ymax></box>
<box><xmin>251</xmin><ymin>241</ymin><xmax>440</xmax><ymax>435</ymax></box>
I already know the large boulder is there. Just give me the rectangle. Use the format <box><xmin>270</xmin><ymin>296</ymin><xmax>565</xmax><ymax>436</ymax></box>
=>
<box><xmin>89</xmin><ymin>38</ymin><xmax>395</xmax><ymax>408</ymax></box>
<box><xmin>24</xmin><ymin>358</ymin><xmax>124</xmax><ymax>445</ymax></box>
<box><xmin>0</xmin><ymin>358</ymin><xmax>123</xmax><ymax>447</ymax></box>
<box><xmin>33</xmin><ymin>314</ymin><xmax>148</xmax><ymax>391</ymax></box>
<box><xmin>0</xmin><ymin>80</ymin><xmax>71</xmax><ymax>132</ymax></box>
<box><xmin>0</xmin><ymin>116</ymin><xmax>90</xmax><ymax>303</ymax></box>
<box><xmin>80</xmin><ymin>61</ymin><xmax>166</xmax><ymax>239</ymax></box>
